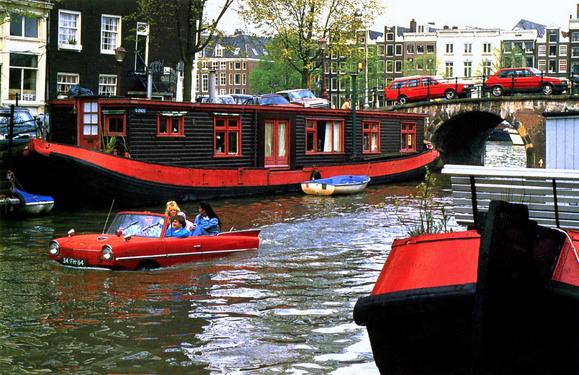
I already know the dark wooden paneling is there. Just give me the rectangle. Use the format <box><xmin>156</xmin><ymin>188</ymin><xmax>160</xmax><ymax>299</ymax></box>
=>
<box><xmin>49</xmin><ymin>107</ymin><xmax>77</xmax><ymax>145</ymax></box>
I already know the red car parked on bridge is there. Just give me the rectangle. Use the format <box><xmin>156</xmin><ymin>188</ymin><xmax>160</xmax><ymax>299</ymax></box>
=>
<box><xmin>484</xmin><ymin>67</ymin><xmax>568</xmax><ymax>96</ymax></box>
<box><xmin>384</xmin><ymin>75</ymin><xmax>474</xmax><ymax>105</ymax></box>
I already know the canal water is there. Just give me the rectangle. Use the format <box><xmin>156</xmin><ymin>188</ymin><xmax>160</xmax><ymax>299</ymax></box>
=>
<box><xmin>0</xmin><ymin>142</ymin><xmax>522</xmax><ymax>374</ymax></box>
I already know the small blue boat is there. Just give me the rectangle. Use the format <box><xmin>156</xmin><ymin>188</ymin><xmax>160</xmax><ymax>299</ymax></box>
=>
<box><xmin>301</xmin><ymin>175</ymin><xmax>371</xmax><ymax>196</ymax></box>
<box><xmin>11</xmin><ymin>188</ymin><xmax>54</xmax><ymax>215</ymax></box>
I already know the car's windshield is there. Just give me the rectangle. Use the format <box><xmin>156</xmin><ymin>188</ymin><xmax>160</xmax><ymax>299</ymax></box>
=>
<box><xmin>259</xmin><ymin>95</ymin><xmax>289</xmax><ymax>105</ymax></box>
<box><xmin>287</xmin><ymin>90</ymin><xmax>315</xmax><ymax>100</ymax></box>
<box><xmin>529</xmin><ymin>67</ymin><xmax>542</xmax><ymax>76</ymax></box>
<box><xmin>0</xmin><ymin>110</ymin><xmax>36</xmax><ymax>128</ymax></box>
<box><xmin>106</xmin><ymin>213</ymin><xmax>165</xmax><ymax>238</ymax></box>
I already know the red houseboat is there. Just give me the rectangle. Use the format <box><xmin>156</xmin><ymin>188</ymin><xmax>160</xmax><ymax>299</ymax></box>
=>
<box><xmin>15</xmin><ymin>97</ymin><xmax>437</xmax><ymax>207</ymax></box>
<box><xmin>354</xmin><ymin>165</ymin><xmax>579</xmax><ymax>374</ymax></box>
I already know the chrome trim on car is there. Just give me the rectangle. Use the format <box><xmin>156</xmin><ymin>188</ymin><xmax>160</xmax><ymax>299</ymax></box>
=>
<box><xmin>115</xmin><ymin>248</ymin><xmax>258</xmax><ymax>261</ymax></box>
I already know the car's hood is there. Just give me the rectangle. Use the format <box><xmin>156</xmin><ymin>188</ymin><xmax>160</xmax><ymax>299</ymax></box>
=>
<box><xmin>54</xmin><ymin>233</ymin><xmax>152</xmax><ymax>250</ymax></box>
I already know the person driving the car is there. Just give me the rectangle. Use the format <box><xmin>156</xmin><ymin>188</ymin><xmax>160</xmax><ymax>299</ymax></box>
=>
<box><xmin>165</xmin><ymin>216</ymin><xmax>190</xmax><ymax>238</ymax></box>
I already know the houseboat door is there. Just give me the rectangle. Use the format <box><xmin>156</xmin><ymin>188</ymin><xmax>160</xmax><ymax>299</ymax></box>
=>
<box><xmin>77</xmin><ymin>100</ymin><xmax>100</xmax><ymax>149</ymax></box>
<box><xmin>264</xmin><ymin>119</ymin><xmax>289</xmax><ymax>168</ymax></box>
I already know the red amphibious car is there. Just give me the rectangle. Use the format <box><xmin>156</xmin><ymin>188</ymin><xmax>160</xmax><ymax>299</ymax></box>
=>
<box><xmin>48</xmin><ymin>211</ymin><xmax>260</xmax><ymax>270</ymax></box>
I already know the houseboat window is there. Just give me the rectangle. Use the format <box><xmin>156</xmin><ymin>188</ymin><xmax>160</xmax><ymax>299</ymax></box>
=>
<box><xmin>214</xmin><ymin>117</ymin><xmax>241</xmax><ymax>156</ymax></box>
<box><xmin>104</xmin><ymin>114</ymin><xmax>126</xmax><ymax>136</ymax></box>
<box><xmin>9</xmin><ymin>53</ymin><xmax>38</xmax><ymax>101</ymax></box>
<box><xmin>82</xmin><ymin>102</ymin><xmax>98</xmax><ymax>136</ymax></box>
<box><xmin>306</xmin><ymin>119</ymin><xmax>343</xmax><ymax>153</ymax></box>
<box><xmin>363</xmin><ymin>121</ymin><xmax>380</xmax><ymax>154</ymax></box>
<box><xmin>157</xmin><ymin>114</ymin><xmax>185</xmax><ymax>137</ymax></box>
<box><xmin>401</xmin><ymin>122</ymin><xmax>416</xmax><ymax>152</ymax></box>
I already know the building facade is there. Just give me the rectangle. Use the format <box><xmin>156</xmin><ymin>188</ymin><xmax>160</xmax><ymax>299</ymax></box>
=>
<box><xmin>0</xmin><ymin>0</ymin><xmax>52</xmax><ymax>115</ymax></box>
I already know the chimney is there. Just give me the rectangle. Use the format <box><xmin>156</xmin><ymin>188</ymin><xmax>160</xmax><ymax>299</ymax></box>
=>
<box><xmin>410</xmin><ymin>18</ymin><xmax>417</xmax><ymax>32</ymax></box>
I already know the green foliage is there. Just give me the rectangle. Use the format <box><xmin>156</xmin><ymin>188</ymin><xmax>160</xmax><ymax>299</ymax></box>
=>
<box><xmin>404</xmin><ymin>53</ymin><xmax>437</xmax><ymax>76</ymax></box>
<box><xmin>239</xmin><ymin>0</ymin><xmax>383</xmax><ymax>88</ymax></box>
<box><xmin>249</xmin><ymin>60</ymin><xmax>301</xmax><ymax>94</ymax></box>
<box><xmin>393</xmin><ymin>167</ymin><xmax>451</xmax><ymax>236</ymax></box>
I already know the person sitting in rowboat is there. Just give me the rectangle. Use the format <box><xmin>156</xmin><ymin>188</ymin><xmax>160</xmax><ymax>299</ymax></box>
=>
<box><xmin>191</xmin><ymin>201</ymin><xmax>220</xmax><ymax>236</ymax></box>
<box><xmin>165</xmin><ymin>216</ymin><xmax>190</xmax><ymax>238</ymax></box>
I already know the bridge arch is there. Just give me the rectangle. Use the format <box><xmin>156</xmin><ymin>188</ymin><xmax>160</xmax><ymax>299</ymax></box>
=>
<box><xmin>431</xmin><ymin>111</ymin><xmax>503</xmax><ymax>165</ymax></box>
<box><xmin>387</xmin><ymin>96</ymin><xmax>579</xmax><ymax>167</ymax></box>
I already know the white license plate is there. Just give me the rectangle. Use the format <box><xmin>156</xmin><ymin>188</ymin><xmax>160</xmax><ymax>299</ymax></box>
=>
<box><xmin>62</xmin><ymin>257</ymin><xmax>86</xmax><ymax>267</ymax></box>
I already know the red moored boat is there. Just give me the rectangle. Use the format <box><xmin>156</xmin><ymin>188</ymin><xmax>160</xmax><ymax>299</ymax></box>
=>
<box><xmin>354</xmin><ymin>201</ymin><xmax>579</xmax><ymax>375</ymax></box>
<box><xmin>13</xmin><ymin>97</ymin><xmax>437</xmax><ymax>207</ymax></box>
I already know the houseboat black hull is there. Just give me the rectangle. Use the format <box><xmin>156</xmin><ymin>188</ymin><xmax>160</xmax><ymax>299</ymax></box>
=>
<box><xmin>15</xmin><ymin>139</ymin><xmax>438</xmax><ymax>208</ymax></box>
<box><xmin>354</xmin><ymin>201</ymin><xmax>579</xmax><ymax>375</ymax></box>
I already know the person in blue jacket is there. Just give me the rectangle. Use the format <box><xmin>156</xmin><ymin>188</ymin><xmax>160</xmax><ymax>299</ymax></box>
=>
<box><xmin>165</xmin><ymin>215</ymin><xmax>190</xmax><ymax>238</ymax></box>
<box><xmin>191</xmin><ymin>201</ymin><xmax>221</xmax><ymax>236</ymax></box>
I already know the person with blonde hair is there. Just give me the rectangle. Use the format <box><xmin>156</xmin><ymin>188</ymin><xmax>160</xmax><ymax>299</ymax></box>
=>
<box><xmin>165</xmin><ymin>200</ymin><xmax>181</xmax><ymax>218</ymax></box>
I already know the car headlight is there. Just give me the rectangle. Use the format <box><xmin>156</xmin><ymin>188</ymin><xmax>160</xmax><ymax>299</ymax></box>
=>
<box><xmin>102</xmin><ymin>245</ymin><xmax>114</xmax><ymax>261</ymax></box>
<box><xmin>49</xmin><ymin>241</ymin><xmax>60</xmax><ymax>256</ymax></box>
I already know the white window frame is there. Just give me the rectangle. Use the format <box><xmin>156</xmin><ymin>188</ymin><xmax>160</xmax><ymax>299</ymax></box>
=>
<box><xmin>215</xmin><ymin>44</ymin><xmax>223</xmax><ymax>57</ymax></box>
<box><xmin>100</xmin><ymin>14</ymin><xmax>121</xmax><ymax>54</ymax></box>
<box><xmin>10</xmin><ymin>13</ymin><xmax>39</xmax><ymax>39</ymax></box>
<box><xmin>58</xmin><ymin>9</ymin><xmax>82</xmax><ymax>50</ymax></box>
<box><xmin>464</xmin><ymin>43</ymin><xmax>472</xmax><ymax>54</ymax></box>
<box><xmin>98</xmin><ymin>74</ymin><xmax>117</xmax><ymax>96</ymax></box>
<box><xmin>538</xmin><ymin>45</ymin><xmax>546</xmax><ymax>56</ymax></box>
<box><xmin>445</xmin><ymin>43</ymin><xmax>453</xmax><ymax>54</ymax></box>
<box><xmin>560</xmin><ymin>45</ymin><xmax>568</xmax><ymax>57</ymax></box>
<box><xmin>559</xmin><ymin>59</ymin><xmax>567</xmax><ymax>73</ymax></box>
<box><xmin>9</xmin><ymin>53</ymin><xmax>38</xmax><ymax>102</ymax></box>
<box><xmin>57</xmin><ymin>72</ymin><xmax>79</xmax><ymax>96</ymax></box>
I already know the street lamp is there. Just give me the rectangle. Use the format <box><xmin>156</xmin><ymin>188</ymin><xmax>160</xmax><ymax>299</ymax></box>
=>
<box><xmin>114</xmin><ymin>46</ymin><xmax>127</xmax><ymax>96</ymax></box>
<box><xmin>318</xmin><ymin>37</ymin><xmax>328</xmax><ymax>99</ymax></box>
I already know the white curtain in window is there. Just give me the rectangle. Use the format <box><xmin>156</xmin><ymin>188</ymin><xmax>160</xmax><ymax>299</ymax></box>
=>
<box><xmin>323</xmin><ymin>121</ymin><xmax>332</xmax><ymax>152</ymax></box>
<box><xmin>333</xmin><ymin>122</ymin><xmax>341</xmax><ymax>151</ymax></box>
<box><xmin>59</xmin><ymin>13</ymin><xmax>77</xmax><ymax>44</ymax></box>
<box><xmin>264</xmin><ymin>122</ymin><xmax>273</xmax><ymax>157</ymax></box>
<box><xmin>277</xmin><ymin>122</ymin><xmax>286</xmax><ymax>157</ymax></box>
<box><xmin>371</xmin><ymin>133</ymin><xmax>378</xmax><ymax>151</ymax></box>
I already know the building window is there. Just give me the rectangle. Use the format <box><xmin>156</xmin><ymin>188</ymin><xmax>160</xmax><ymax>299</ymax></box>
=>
<box><xmin>395</xmin><ymin>44</ymin><xmax>402</xmax><ymax>56</ymax></box>
<box><xmin>242</xmin><ymin>61</ymin><xmax>247</xmax><ymax>70</ymax></box>
<box><xmin>305</xmin><ymin>119</ymin><xmax>344</xmax><ymax>153</ymax></box>
<box><xmin>560</xmin><ymin>45</ymin><xmax>567</xmax><ymax>56</ymax></box>
<box><xmin>378</xmin><ymin>44</ymin><xmax>385</xmax><ymax>56</ymax></box>
<box><xmin>483</xmin><ymin>61</ymin><xmax>492</xmax><ymax>77</ymax></box>
<box><xmin>82</xmin><ymin>102</ymin><xmax>99</xmax><ymax>136</ymax></box>
<box><xmin>573</xmin><ymin>47</ymin><xmax>579</xmax><ymax>58</ymax></box>
<box><xmin>559</xmin><ymin>59</ymin><xmax>567</xmax><ymax>73</ymax></box>
<box><xmin>386</xmin><ymin>45</ymin><xmax>394</xmax><ymax>57</ymax></box>
<box><xmin>362</xmin><ymin>121</ymin><xmax>380</xmax><ymax>154</ymax></box>
<box><xmin>10</xmin><ymin>13</ymin><xmax>38</xmax><ymax>38</ymax></box>
<box><xmin>242</xmin><ymin>73</ymin><xmax>247</xmax><ymax>85</ymax></box>
<box><xmin>549</xmin><ymin>45</ymin><xmax>557</xmax><ymax>57</ymax></box>
<box><xmin>445</xmin><ymin>43</ymin><xmax>453</xmax><ymax>54</ymax></box>
<box><xmin>549</xmin><ymin>32</ymin><xmax>558</xmax><ymax>43</ymax></box>
<box><xmin>386</xmin><ymin>60</ymin><xmax>393</xmax><ymax>73</ymax></box>
<box><xmin>235</xmin><ymin>73</ymin><xmax>241</xmax><ymax>85</ymax></box>
<box><xmin>538</xmin><ymin>59</ymin><xmax>546</xmax><ymax>71</ymax></box>
<box><xmin>157</xmin><ymin>113</ymin><xmax>185</xmax><ymax>136</ymax></box>
<box><xmin>548</xmin><ymin>59</ymin><xmax>556</xmax><ymax>73</ymax></box>
<box><xmin>417</xmin><ymin>45</ymin><xmax>424</xmax><ymax>54</ymax></box>
<box><xmin>215</xmin><ymin>44</ymin><xmax>223</xmax><ymax>57</ymax></box>
<box><xmin>426</xmin><ymin>45</ymin><xmax>434</xmax><ymax>53</ymax></box>
<box><xmin>98</xmin><ymin>74</ymin><xmax>117</xmax><ymax>96</ymax></box>
<box><xmin>406</xmin><ymin>45</ymin><xmax>414</xmax><ymax>54</ymax></box>
<box><xmin>58</xmin><ymin>10</ymin><xmax>81</xmax><ymax>49</ymax></box>
<box><xmin>220</xmin><ymin>61</ymin><xmax>226</xmax><ymax>70</ymax></box>
<box><xmin>572</xmin><ymin>32</ymin><xmax>579</xmax><ymax>42</ymax></box>
<box><xmin>377</xmin><ymin>60</ymin><xmax>384</xmax><ymax>73</ymax></box>
<box><xmin>401</xmin><ymin>122</ymin><xmax>416</xmax><ymax>152</ymax></box>
<box><xmin>235</xmin><ymin>61</ymin><xmax>241</xmax><ymax>70</ymax></box>
<box><xmin>445</xmin><ymin>62</ymin><xmax>454</xmax><ymax>77</ymax></box>
<box><xmin>483</xmin><ymin>43</ymin><xmax>492</xmax><ymax>53</ymax></box>
<box><xmin>101</xmin><ymin>15</ymin><xmax>121</xmax><ymax>54</ymax></box>
<box><xmin>202</xmin><ymin>74</ymin><xmax>208</xmax><ymax>92</ymax></box>
<box><xmin>464</xmin><ymin>61</ymin><xmax>472</xmax><ymax>78</ymax></box>
<box><xmin>386</xmin><ymin>32</ymin><xmax>394</xmax><ymax>41</ymax></box>
<box><xmin>524</xmin><ymin>41</ymin><xmax>534</xmax><ymax>52</ymax></box>
<box><xmin>103</xmin><ymin>114</ymin><xmax>126</xmax><ymax>136</ymax></box>
<box><xmin>464</xmin><ymin>43</ymin><xmax>472</xmax><ymax>53</ymax></box>
<box><xmin>395</xmin><ymin>60</ymin><xmax>402</xmax><ymax>73</ymax></box>
<box><xmin>56</xmin><ymin>73</ymin><xmax>79</xmax><ymax>96</ymax></box>
<box><xmin>214</xmin><ymin>116</ymin><xmax>241</xmax><ymax>156</ymax></box>
<box><xmin>9</xmin><ymin>53</ymin><xmax>37</xmax><ymax>101</ymax></box>
<box><xmin>538</xmin><ymin>45</ymin><xmax>546</xmax><ymax>56</ymax></box>
<box><xmin>220</xmin><ymin>73</ymin><xmax>226</xmax><ymax>86</ymax></box>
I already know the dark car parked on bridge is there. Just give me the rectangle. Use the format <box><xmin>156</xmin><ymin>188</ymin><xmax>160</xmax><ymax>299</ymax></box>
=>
<box><xmin>484</xmin><ymin>67</ymin><xmax>568</xmax><ymax>97</ymax></box>
<box><xmin>384</xmin><ymin>75</ymin><xmax>474</xmax><ymax>105</ymax></box>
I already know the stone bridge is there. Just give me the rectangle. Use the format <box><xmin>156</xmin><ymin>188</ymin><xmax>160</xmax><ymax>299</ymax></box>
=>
<box><xmin>384</xmin><ymin>96</ymin><xmax>579</xmax><ymax>167</ymax></box>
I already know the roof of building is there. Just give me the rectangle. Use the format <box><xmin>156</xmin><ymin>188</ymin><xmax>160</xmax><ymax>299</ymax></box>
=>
<box><xmin>204</xmin><ymin>32</ymin><xmax>270</xmax><ymax>59</ymax></box>
<box><xmin>513</xmin><ymin>19</ymin><xmax>546</xmax><ymax>38</ymax></box>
